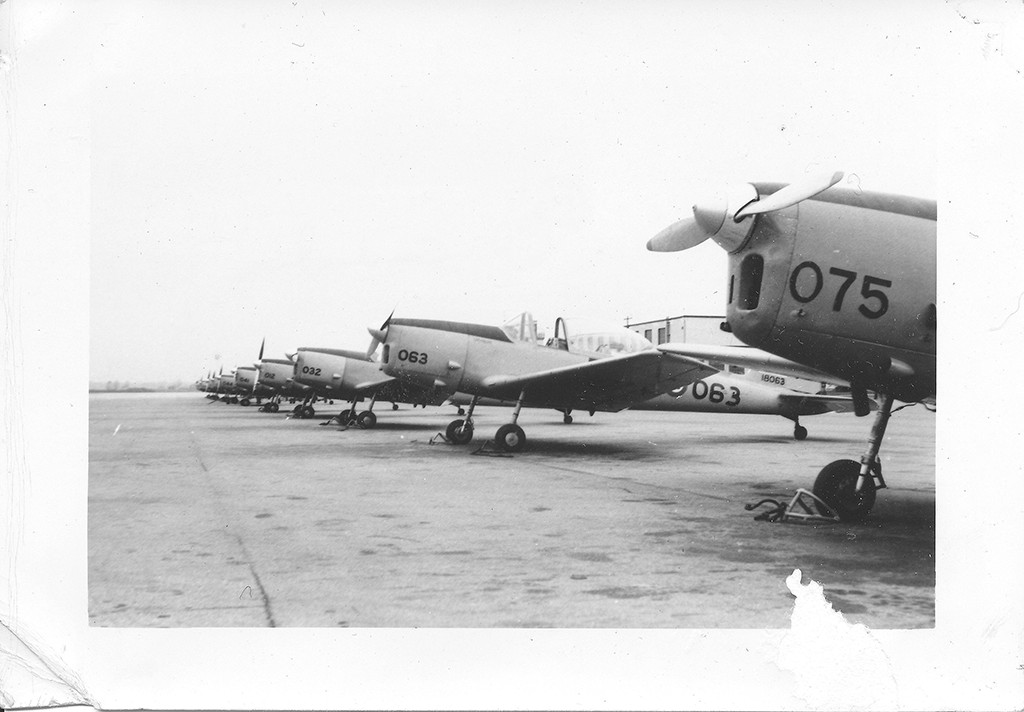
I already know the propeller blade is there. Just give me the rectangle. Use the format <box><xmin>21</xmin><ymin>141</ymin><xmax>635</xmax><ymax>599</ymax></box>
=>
<box><xmin>258</xmin><ymin>337</ymin><xmax>265</xmax><ymax>362</ymax></box>
<box><xmin>646</xmin><ymin>217</ymin><xmax>714</xmax><ymax>252</ymax></box>
<box><xmin>286</xmin><ymin>352</ymin><xmax>296</xmax><ymax>362</ymax></box>
<box><xmin>734</xmin><ymin>170</ymin><xmax>844</xmax><ymax>219</ymax></box>
<box><xmin>366</xmin><ymin>310</ymin><xmax>395</xmax><ymax>358</ymax></box>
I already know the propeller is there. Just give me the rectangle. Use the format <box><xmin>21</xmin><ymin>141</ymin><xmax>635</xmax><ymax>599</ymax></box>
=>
<box><xmin>646</xmin><ymin>170</ymin><xmax>844</xmax><ymax>253</ymax></box>
<box><xmin>366</xmin><ymin>310</ymin><xmax>394</xmax><ymax>359</ymax></box>
<box><xmin>254</xmin><ymin>338</ymin><xmax>266</xmax><ymax>370</ymax></box>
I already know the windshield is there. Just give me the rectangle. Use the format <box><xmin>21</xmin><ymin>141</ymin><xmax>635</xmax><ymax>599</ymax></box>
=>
<box><xmin>560</xmin><ymin>317</ymin><xmax>655</xmax><ymax>356</ymax></box>
<box><xmin>501</xmin><ymin>311</ymin><xmax>540</xmax><ymax>345</ymax></box>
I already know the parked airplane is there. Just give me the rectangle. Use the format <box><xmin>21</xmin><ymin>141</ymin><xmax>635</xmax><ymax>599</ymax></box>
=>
<box><xmin>367</xmin><ymin>312</ymin><xmax>716</xmax><ymax>451</ymax></box>
<box><xmin>233</xmin><ymin>366</ymin><xmax>260</xmax><ymax>406</ymax></box>
<box><xmin>248</xmin><ymin>340</ymin><xmax>306</xmax><ymax>413</ymax></box>
<box><xmin>447</xmin><ymin>323</ymin><xmax>864</xmax><ymax>439</ymax></box>
<box><xmin>647</xmin><ymin>170</ymin><xmax>935</xmax><ymax>521</ymax></box>
<box><xmin>629</xmin><ymin>370</ymin><xmax>864</xmax><ymax>439</ymax></box>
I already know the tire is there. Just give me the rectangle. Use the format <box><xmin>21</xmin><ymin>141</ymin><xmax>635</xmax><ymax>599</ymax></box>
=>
<box><xmin>269</xmin><ymin>402</ymin><xmax>280</xmax><ymax>413</ymax></box>
<box><xmin>240</xmin><ymin>399</ymin><xmax>251</xmax><ymax>407</ymax></box>
<box><xmin>794</xmin><ymin>425</ymin><xmax>808</xmax><ymax>441</ymax></box>
<box><xmin>358</xmin><ymin>411</ymin><xmax>377</xmax><ymax>429</ymax></box>
<box><xmin>302</xmin><ymin>405</ymin><xmax>315</xmax><ymax>418</ymax></box>
<box><xmin>495</xmin><ymin>424</ymin><xmax>526</xmax><ymax>453</ymax></box>
<box><xmin>812</xmin><ymin>459</ymin><xmax>876</xmax><ymax>522</ymax></box>
<box><xmin>563</xmin><ymin>414</ymin><xmax>573</xmax><ymax>425</ymax></box>
<box><xmin>446</xmin><ymin>419</ymin><xmax>474</xmax><ymax>445</ymax></box>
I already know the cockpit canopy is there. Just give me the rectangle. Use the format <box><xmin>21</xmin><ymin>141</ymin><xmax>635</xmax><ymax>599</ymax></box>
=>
<box><xmin>501</xmin><ymin>312</ymin><xmax>654</xmax><ymax>356</ymax></box>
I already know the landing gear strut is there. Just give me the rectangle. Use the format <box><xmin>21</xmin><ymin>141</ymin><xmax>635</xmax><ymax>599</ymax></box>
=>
<box><xmin>494</xmin><ymin>390</ymin><xmax>527</xmax><ymax>453</ymax></box>
<box><xmin>812</xmin><ymin>394</ymin><xmax>892</xmax><ymax>522</ymax></box>
<box><xmin>294</xmin><ymin>397</ymin><xmax>316</xmax><ymax>419</ymax></box>
<box><xmin>446</xmin><ymin>396</ymin><xmax>478</xmax><ymax>444</ymax></box>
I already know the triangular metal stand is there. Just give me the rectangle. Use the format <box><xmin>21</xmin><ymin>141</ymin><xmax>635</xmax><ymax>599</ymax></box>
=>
<box><xmin>745</xmin><ymin>488</ymin><xmax>840</xmax><ymax>524</ymax></box>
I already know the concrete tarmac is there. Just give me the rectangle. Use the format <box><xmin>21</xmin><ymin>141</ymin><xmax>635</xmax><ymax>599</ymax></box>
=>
<box><xmin>89</xmin><ymin>392</ymin><xmax>934</xmax><ymax>628</ymax></box>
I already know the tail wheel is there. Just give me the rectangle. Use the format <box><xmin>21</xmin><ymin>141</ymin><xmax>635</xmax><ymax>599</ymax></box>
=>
<box><xmin>446</xmin><ymin>419</ymin><xmax>474</xmax><ymax>445</ymax></box>
<box><xmin>563</xmin><ymin>414</ymin><xmax>573</xmax><ymax>424</ymax></box>
<box><xmin>495</xmin><ymin>424</ymin><xmax>526</xmax><ymax>453</ymax></box>
<box><xmin>794</xmin><ymin>425</ymin><xmax>808</xmax><ymax>440</ymax></box>
<box><xmin>358</xmin><ymin>411</ymin><xmax>377</xmax><ymax>429</ymax></box>
<box><xmin>812</xmin><ymin>459</ymin><xmax>876</xmax><ymax>522</ymax></box>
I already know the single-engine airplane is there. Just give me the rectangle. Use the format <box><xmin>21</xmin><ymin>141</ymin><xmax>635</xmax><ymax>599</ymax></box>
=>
<box><xmin>367</xmin><ymin>311</ymin><xmax>717</xmax><ymax>451</ymax></box>
<box><xmin>248</xmin><ymin>339</ymin><xmax>307</xmax><ymax>413</ymax></box>
<box><xmin>647</xmin><ymin>169</ymin><xmax>935</xmax><ymax>521</ymax></box>
<box><xmin>447</xmin><ymin>323</ymin><xmax>865</xmax><ymax>439</ymax></box>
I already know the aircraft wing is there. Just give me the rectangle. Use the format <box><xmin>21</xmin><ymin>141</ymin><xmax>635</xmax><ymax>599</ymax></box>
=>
<box><xmin>351</xmin><ymin>375</ymin><xmax>398</xmax><ymax>393</ymax></box>
<box><xmin>778</xmin><ymin>392</ymin><xmax>874</xmax><ymax>416</ymax></box>
<box><xmin>480</xmin><ymin>351</ymin><xmax>717</xmax><ymax>412</ymax></box>
<box><xmin>657</xmin><ymin>343</ymin><xmax>844</xmax><ymax>384</ymax></box>
<box><xmin>367</xmin><ymin>378</ymin><xmax>454</xmax><ymax>406</ymax></box>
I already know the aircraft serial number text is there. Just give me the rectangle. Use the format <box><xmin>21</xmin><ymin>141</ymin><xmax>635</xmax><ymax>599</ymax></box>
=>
<box><xmin>397</xmin><ymin>350</ymin><xmax>428</xmax><ymax>365</ymax></box>
<box><xmin>671</xmin><ymin>380</ymin><xmax>741</xmax><ymax>406</ymax></box>
<box><xmin>789</xmin><ymin>261</ymin><xmax>892</xmax><ymax>319</ymax></box>
<box><xmin>300</xmin><ymin>366</ymin><xmax>322</xmax><ymax>376</ymax></box>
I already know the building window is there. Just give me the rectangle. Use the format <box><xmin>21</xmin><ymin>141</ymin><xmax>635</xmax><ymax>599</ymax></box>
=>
<box><xmin>657</xmin><ymin>327</ymin><xmax>666</xmax><ymax>344</ymax></box>
<box><xmin>644</xmin><ymin>329</ymin><xmax>652</xmax><ymax>342</ymax></box>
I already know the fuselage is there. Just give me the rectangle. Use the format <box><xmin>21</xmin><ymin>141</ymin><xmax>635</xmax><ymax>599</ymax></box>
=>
<box><xmin>256</xmin><ymin>358</ymin><xmax>300</xmax><ymax>397</ymax></box>
<box><xmin>379</xmin><ymin>318</ymin><xmax>596</xmax><ymax>396</ymax></box>
<box><xmin>724</xmin><ymin>185</ymin><xmax>936</xmax><ymax>402</ymax></box>
<box><xmin>294</xmin><ymin>347</ymin><xmax>451</xmax><ymax>405</ymax></box>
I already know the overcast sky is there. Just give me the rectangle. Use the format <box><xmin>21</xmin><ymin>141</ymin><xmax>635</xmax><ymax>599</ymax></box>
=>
<box><xmin>84</xmin><ymin>1</ymin><xmax>940</xmax><ymax>382</ymax></box>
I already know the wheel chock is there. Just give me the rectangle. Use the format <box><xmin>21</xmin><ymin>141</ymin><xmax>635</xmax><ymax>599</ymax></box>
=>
<box><xmin>470</xmin><ymin>440</ymin><xmax>514</xmax><ymax>457</ymax></box>
<box><xmin>428</xmin><ymin>432</ymin><xmax>451</xmax><ymax>445</ymax></box>
<box><xmin>745</xmin><ymin>488</ymin><xmax>840</xmax><ymax>524</ymax></box>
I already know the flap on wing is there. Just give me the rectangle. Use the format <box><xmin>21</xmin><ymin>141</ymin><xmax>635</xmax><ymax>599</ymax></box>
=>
<box><xmin>658</xmin><ymin>343</ymin><xmax>844</xmax><ymax>384</ymax></box>
<box><xmin>778</xmin><ymin>392</ymin><xmax>872</xmax><ymax>415</ymax></box>
<box><xmin>480</xmin><ymin>351</ymin><xmax>717</xmax><ymax>411</ymax></box>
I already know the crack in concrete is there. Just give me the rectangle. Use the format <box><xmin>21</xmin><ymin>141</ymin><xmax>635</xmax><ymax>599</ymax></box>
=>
<box><xmin>233</xmin><ymin>534</ymin><xmax>277</xmax><ymax>628</ymax></box>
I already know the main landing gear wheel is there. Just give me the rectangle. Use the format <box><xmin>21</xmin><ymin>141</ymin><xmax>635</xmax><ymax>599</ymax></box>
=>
<box><xmin>240</xmin><ymin>398</ymin><xmax>251</xmax><ymax>407</ymax></box>
<box><xmin>301</xmin><ymin>405</ymin><xmax>316</xmax><ymax>419</ymax></box>
<box><xmin>794</xmin><ymin>425</ymin><xmax>808</xmax><ymax>440</ymax></box>
<box><xmin>446</xmin><ymin>419</ymin><xmax>474</xmax><ymax>445</ymax></box>
<box><xmin>495</xmin><ymin>424</ymin><xmax>526</xmax><ymax>453</ymax></box>
<box><xmin>812</xmin><ymin>459</ymin><xmax>876</xmax><ymax>523</ymax></box>
<box><xmin>338</xmin><ymin>409</ymin><xmax>356</xmax><ymax>426</ymax></box>
<box><xmin>268</xmin><ymin>402</ymin><xmax>280</xmax><ymax>413</ymax></box>
<box><xmin>358</xmin><ymin>411</ymin><xmax>377</xmax><ymax>429</ymax></box>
